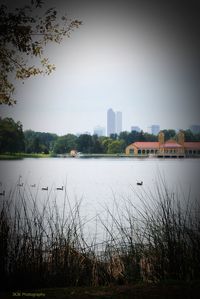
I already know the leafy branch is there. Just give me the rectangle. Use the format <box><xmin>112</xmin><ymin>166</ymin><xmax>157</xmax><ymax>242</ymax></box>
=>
<box><xmin>0</xmin><ymin>2</ymin><xmax>82</xmax><ymax>105</ymax></box>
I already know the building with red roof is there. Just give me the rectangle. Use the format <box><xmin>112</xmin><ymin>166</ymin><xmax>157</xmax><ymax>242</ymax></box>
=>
<box><xmin>125</xmin><ymin>131</ymin><xmax>200</xmax><ymax>157</ymax></box>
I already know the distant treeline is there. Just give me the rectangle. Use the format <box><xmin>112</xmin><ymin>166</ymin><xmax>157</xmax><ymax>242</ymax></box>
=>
<box><xmin>0</xmin><ymin>117</ymin><xmax>200</xmax><ymax>154</ymax></box>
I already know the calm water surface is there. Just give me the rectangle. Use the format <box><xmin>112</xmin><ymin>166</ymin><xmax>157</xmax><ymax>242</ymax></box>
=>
<box><xmin>0</xmin><ymin>158</ymin><xmax>199</xmax><ymax>241</ymax></box>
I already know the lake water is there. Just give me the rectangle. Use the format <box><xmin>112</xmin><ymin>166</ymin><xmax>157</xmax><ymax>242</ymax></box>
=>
<box><xmin>0</xmin><ymin>157</ymin><xmax>200</xmax><ymax>242</ymax></box>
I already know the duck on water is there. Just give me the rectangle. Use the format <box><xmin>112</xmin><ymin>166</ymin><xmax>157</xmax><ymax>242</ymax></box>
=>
<box><xmin>56</xmin><ymin>186</ymin><xmax>64</xmax><ymax>190</ymax></box>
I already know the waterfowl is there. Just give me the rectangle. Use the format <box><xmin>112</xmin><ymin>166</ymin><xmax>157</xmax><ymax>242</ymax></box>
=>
<box><xmin>30</xmin><ymin>184</ymin><xmax>36</xmax><ymax>187</ymax></box>
<box><xmin>0</xmin><ymin>190</ymin><xmax>5</xmax><ymax>196</ymax></box>
<box><xmin>41</xmin><ymin>187</ymin><xmax>48</xmax><ymax>191</ymax></box>
<box><xmin>137</xmin><ymin>181</ymin><xmax>143</xmax><ymax>186</ymax></box>
<box><xmin>56</xmin><ymin>186</ymin><xmax>64</xmax><ymax>190</ymax></box>
<box><xmin>17</xmin><ymin>183</ymin><xmax>24</xmax><ymax>187</ymax></box>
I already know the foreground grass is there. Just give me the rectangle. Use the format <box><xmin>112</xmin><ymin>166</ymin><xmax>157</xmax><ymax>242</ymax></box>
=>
<box><xmin>0</xmin><ymin>178</ymin><xmax>200</xmax><ymax>293</ymax></box>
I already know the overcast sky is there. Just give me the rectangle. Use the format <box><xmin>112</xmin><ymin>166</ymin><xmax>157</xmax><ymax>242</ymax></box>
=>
<box><xmin>1</xmin><ymin>0</ymin><xmax>200</xmax><ymax>135</ymax></box>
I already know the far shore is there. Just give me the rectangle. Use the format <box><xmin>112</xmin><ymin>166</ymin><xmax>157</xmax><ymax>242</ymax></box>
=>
<box><xmin>0</xmin><ymin>153</ymin><xmax>52</xmax><ymax>160</ymax></box>
<box><xmin>0</xmin><ymin>153</ymin><xmax>148</xmax><ymax>160</ymax></box>
<box><xmin>1</xmin><ymin>153</ymin><xmax>199</xmax><ymax>160</ymax></box>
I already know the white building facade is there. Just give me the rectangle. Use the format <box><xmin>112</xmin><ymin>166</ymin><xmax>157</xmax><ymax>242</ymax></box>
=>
<box><xmin>107</xmin><ymin>108</ymin><xmax>122</xmax><ymax>136</ymax></box>
<box><xmin>116</xmin><ymin>111</ymin><xmax>122</xmax><ymax>135</ymax></box>
<box><xmin>107</xmin><ymin>108</ymin><xmax>116</xmax><ymax>136</ymax></box>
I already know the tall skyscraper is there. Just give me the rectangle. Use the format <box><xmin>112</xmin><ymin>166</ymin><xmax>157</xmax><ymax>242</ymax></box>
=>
<box><xmin>116</xmin><ymin>111</ymin><xmax>122</xmax><ymax>134</ymax></box>
<box><xmin>107</xmin><ymin>108</ymin><xmax>116</xmax><ymax>136</ymax></box>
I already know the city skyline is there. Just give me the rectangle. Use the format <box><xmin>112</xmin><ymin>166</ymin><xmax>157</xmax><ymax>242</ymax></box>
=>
<box><xmin>107</xmin><ymin>108</ymin><xmax>122</xmax><ymax>136</ymax></box>
<box><xmin>1</xmin><ymin>105</ymin><xmax>199</xmax><ymax>136</ymax></box>
<box><xmin>107</xmin><ymin>108</ymin><xmax>116</xmax><ymax>136</ymax></box>
<box><xmin>116</xmin><ymin>111</ymin><xmax>122</xmax><ymax>135</ymax></box>
<box><xmin>1</xmin><ymin>0</ymin><xmax>200</xmax><ymax>135</ymax></box>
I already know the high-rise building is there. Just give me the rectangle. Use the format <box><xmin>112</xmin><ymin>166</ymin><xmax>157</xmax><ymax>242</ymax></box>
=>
<box><xmin>116</xmin><ymin>111</ymin><xmax>122</xmax><ymax>134</ymax></box>
<box><xmin>151</xmin><ymin>125</ymin><xmax>160</xmax><ymax>135</ymax></box>
<box><xmin>107</xmin><ymin>108</ymin><xmax>116</xmax><ymax>136</ymax></box>
<box><xmin>93</xmin><ymin>126</ymin><xmax>105</xmax><ymax>137</ymax></box>
<box><xmin>131</xmin><ymin>126</ymin><xmax>141</xmax><ymax>132</ymax></box>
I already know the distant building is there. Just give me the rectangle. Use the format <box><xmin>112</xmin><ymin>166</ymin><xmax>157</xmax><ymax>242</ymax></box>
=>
<box><xmin>131</xmin><ymin>126</ymin><xmax>141</xmax><ymax>132</ymax></box>
<box><xmin>125</xmin><ymin>131</ymin><xmax>200</xmax><ymax>157</ymax></box>
<box><xmin>107</xmin><ymin>108</ymin><xmax>116</xmax><ymax>136</ymax></box>
<box><xmin>150</xmin><ymin>125</ymin><xmax>160</xmax><ymax>135</ymax></box>
<box><xmin>116</xmin><ymin>111</ymin><xmax>122</xmax><ymax>134</ymax></box>
<box><xmin>107</xmin><ymin>108</ymin><xmax>122</xmax><ymax>136</ymax></box>
<box><xmin>190</xmin><ymin>125</ymin><xmax>200</xmax><ymax>134</ymax></box>
<box><xmin>93</xmin><ymin>126</ymin><xmax>105</xmax><ymax>137</ymax></box>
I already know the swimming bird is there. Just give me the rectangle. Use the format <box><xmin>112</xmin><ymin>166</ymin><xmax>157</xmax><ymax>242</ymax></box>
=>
<box><xmin>41</xmin><ymin>187</ymin><xmax>48</xmax><ymax>191</ymax></box>
<box><xmin>137</xmin><ymin>181</ymin><xmax>143</xmax><ymax>186</ymax></box>
<box><xmin>30</xmin><ymin>184</ymin><xmax>36</xmax><ymax>187</ymax></box>
<box><xmin>17</xmin><ymin>183</ymin><xmax>23</xmax><ymax>187</ymax></box>
<box><xmin>56</xmin><ymin>186</ymin><xmax>64</xmax><ymax>190</ymax></box>
<box><xmin>0</xmin><ymin>190</ymin><xmax>5</xmax><ymax>196</ymax></box>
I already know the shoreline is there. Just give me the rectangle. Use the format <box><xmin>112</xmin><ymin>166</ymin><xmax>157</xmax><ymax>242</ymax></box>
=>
<box><xmin>0</xmin><ymin>153</ymin><xmax>148</xmax><ymax>160</ymax></box>
<box><xmin>0</xmin><ymin>153</ymin><xmax>52</xmax><ymax>160</ymax></box>
<box><xmin>0</xmin><ymin>153</ymin><xmax>200</xmax><ymax>160</ymax></box>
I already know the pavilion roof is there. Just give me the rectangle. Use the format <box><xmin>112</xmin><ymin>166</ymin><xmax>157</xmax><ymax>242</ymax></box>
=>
<box><xmin>184</xmin><ymin>142</ymin><xmax>200</xmax><ymax>149</ymax></box>
<box><xmin>133</xmin><ymin>142</ymin><xmax>159</xmax><ymax>149</ymax></box>
<box><xmin>128</xmin><ymin>141</ymin><xmax>200</xmax><ymax>150</ymax></box>
<box><xmin>160</xmin><ymin>142</ymin><xmax>182</xmax><ymax>148</ymax></box>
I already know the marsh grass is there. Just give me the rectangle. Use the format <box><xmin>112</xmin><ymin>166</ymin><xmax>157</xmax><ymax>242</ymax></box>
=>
<box><xmin>0</xmin><ymin>183</ymin><xmax>95</xmax><ymax>290</ymax></box>
<box><xmin>0</xmin><ymin>179</ymin><xmax>200</xmax><ymax>290</ymax></box>
<box><xmin>99</xmin><ymin>178</ymin><xmax>200</xmax><ymax>283</ymax></box>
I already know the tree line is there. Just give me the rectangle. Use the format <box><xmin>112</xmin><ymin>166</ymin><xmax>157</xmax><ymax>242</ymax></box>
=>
<box><xmin>0</xmin><ymin>117</ymin><xmax>200</xmax><ymax>155</ymax></box>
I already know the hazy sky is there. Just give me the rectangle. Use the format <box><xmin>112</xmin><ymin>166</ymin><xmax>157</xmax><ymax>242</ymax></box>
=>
<box><xmin>1</xmin><ymin>0</ymin><xmax>200</xmax><ymax>135</ymax></box>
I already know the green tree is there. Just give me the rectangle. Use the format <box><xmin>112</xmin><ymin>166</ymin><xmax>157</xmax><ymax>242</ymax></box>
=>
<box><xmin>77</xmin><ymin>134</ymin><xmax>93</xmax><ymax>153</ymax></box>
<box><xmin>91</xmin><ymin>134</ymin><xmax>103</xmax><ymax>153</ymax></box>
<box><xmin>0</xmin><ymin>0</ymin><xmax>82</xmax><ymax>105</ymax></box>
<box><xmin>107</xmin><ymin>140</ymin><xmax>125</xmax><ymax>154</ymax></box>
<box><xmin>143</xmin><ymin>132</ymin><xmax>157</xmax><ymax>142</ymax></box>
<box><xmin>100</xmin><ymin>137</ymin><xmax>113</xmax><ymax>153</ymax></box>
<box><xmin>118</xmin><ymin>131</ymin><xmax>130</xmax><ymax>146</ymax></box>
<box><xmin>53</xmin><ymin>134</ymin><xmax>77</xmax><ymax>154</ymax></box>
<box><xmin>110</xmin><ymin>133</ymin><xmax>118</xmax><ymax>140</ymax></box>
<box><xmin>119</xmin><ymin>130</ymin><xmax>144</xmax><ymax>147</ymax></box>
<box><xmin>138</xmin><ymin>130</ymin><xmax>146</xmax><ymax>141</ymax></box>
<box><xmin>0</xmin><ymin>117</ymin><xmax>25</xmax><ymax>153</ymax></box>
<box><xmin>24</xmin><ymin>130</ymin><xmax>57</xmax><ymax>153</ymax></box>
<box><xmin>162</xmin><ymin>129</ymin><xmax>176</xmax><ymax>141</ymax></box>
<box><xmin>32</xmin><ymin>136</ymin><xmax>41</xmax><ymax>153</ymax></box>
<box><xmin>183</xmin><ymin>129</ymin><xmax>199</xmax><ymax>142</ymax></box>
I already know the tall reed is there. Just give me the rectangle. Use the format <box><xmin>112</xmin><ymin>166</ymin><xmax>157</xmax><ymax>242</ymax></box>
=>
<box><xmin>99</xmin><ymin>178</ymin><xmax>200</xmax><ymax>283</ymax></box>
<box><xmin>0</xmin><ymin>179</ymin><xmax>200</xmax><ymax>290</ymax></box>
<box><xmin>0</xmin><ymin>183</ymin><xmax>101</xmax><ymax>290</ymax></box>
